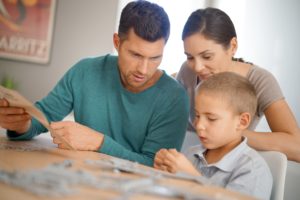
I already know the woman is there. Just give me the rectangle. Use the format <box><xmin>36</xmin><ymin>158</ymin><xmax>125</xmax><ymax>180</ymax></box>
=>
<box><xmin>177</xmin><ymin>7</ymin><xmax>300</xmax><ymax>162</ymax></box>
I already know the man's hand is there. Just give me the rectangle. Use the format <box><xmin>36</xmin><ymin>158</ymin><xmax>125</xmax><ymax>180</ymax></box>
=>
<box><xmin>0</xmin><ymin>98</ymin><xmax>31</xmax><ymax>134</ymax></box>
<box><xmin>154</xmin><ymin>148</ymin><xmax>201</xmax><ymax>176</ymax></box>
<box><xmin>50</xmin><ymin>121</ymin><xmax>104</xmax><ymax>151</ymax></box>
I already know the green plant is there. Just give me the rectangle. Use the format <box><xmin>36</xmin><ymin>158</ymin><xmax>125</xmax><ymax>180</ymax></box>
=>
<box><xmin>1</xmin><ymin>76</ymin><xmax>16</xmax><ymax>89</ymax></box>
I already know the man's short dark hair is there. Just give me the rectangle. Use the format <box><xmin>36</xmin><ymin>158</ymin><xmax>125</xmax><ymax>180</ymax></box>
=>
<box><xmin>118</xmin><ymin>0</ymin><xmax>170</xmax><ymax>43</ymax></box>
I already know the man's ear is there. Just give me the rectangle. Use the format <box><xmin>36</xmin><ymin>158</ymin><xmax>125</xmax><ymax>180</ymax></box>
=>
<box><xmin>113</xmin><ymin>33</ymin><xmax>120</xmax><ymax>51</ymax></box>
<box><xmin>237</xmin><ymin>112</ymin><xmax>251</xmax><ymax>130</ymax></box>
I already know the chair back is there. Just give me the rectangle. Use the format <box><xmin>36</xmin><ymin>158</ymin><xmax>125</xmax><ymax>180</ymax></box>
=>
<box><xmin>259</xmin><ymin>151</ymin><xmax>287</xmax><ymax>200</ymax></box>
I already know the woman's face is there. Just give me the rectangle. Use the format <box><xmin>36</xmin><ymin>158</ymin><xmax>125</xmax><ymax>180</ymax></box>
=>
<box><xmin>183</xmin><ymin>33</ymin><xmax>236</xmax><ymax>80</ymax></box>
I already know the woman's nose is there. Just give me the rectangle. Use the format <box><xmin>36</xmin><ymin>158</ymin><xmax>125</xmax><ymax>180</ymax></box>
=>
<box><xmin>194</xmin><ymin>61</ymin><xmax>205</xmax><ymax>73</ymax></box>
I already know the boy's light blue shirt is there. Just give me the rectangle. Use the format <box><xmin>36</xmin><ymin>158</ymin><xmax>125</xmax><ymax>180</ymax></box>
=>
<box><xmin>185</xmin><ymin>137</ymin><xmax>273</xmax><ymax>200</ymax></box>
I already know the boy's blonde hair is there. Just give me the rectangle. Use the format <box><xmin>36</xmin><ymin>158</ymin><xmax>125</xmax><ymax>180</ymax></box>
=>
<box><xmin>196</xmin><ymin>72</ymin><xmax>257</xmax><ymax>118</ymax></box>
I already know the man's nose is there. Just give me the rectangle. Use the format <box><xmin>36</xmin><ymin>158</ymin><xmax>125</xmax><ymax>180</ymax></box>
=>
<box><xmin>137</xmin><ymin>59</ymin><xmax>148</xmax><ymax>74</ymax></box>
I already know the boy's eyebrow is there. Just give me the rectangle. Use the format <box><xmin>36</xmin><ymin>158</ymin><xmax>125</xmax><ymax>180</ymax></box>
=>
<box><xmin>194</xmin><ymin>109</ymin><xmax>219</xmax><ymax>117</ymax></box>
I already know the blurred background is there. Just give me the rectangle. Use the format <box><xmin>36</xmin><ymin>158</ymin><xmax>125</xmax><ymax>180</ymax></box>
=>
<box><xmin>0</xmin><ymin>0</ymin><xmax>299</xmax><ymax>199</ymax></box>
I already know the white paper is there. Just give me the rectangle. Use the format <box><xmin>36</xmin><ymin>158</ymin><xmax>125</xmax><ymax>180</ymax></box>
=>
<box><xmin>0</xmin><ymin>85</ymin><xmax>74</xmax><ymax>150</ymax></box>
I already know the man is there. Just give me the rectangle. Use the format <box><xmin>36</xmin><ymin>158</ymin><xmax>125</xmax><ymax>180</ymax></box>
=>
<box><xmin>0</xmin><ymin>0</ymin><xmax>189</xmax><ymax>166</ymax></box>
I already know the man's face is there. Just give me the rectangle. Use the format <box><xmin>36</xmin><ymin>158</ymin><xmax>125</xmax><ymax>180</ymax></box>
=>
<box><xmin>114</xmin><ymin>29</ymin><xmax>165</xmax><ymax>93</ymax></box>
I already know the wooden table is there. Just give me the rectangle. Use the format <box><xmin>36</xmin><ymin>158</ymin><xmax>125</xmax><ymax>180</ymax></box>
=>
<box><xmin>0</xmin><ymin>131</ymin><xmax>256</xmax><ymax>200</ymax></box>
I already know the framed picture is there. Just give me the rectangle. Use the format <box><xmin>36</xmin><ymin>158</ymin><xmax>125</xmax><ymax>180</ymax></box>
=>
<box><xmin>0</xmin><ymin>0</ymin><xmax>56</xmax><ymax>64</ymax></box>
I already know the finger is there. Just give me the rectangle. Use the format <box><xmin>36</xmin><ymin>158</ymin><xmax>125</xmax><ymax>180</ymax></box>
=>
<box><xmin>58</xmin><ymin>143</ymin><xmax>67</xmax><ymax>149</ymax></box>
<box><xmin>0</xmin><ymin>113</ymin><xmax>31</xmax><ymax>123</ymax></box>
<box><xmin>0</xmin><ymin>98</ymin><xmax>9</xmax><ymax>107</ymax></box>
<box><xmin>50</xmin><ymin>127</ymin><xmax>65</xmax><ymax>138</ymax></box>
<box><xmin>52</xmin><ymin>136</ymin><xmax>61</xmax><ymax>144</ymax></box>
<box><xmin>153</xmin><ymin>162</ymin><xmax>162</xmax><ymax>169</ymax></box>
<box><xmin>50</xmin><ymin>121</ymin><xmax>71</xmax><ymax>130</ymax></box>
<box><xmin>160</xmin><ymin>164</ymin><xmax>169</xmax><ymax>172</ymax></box>
<box><xmin>58</xmin><ymin>142</ymin><xmax>73</xmax><ymax>150</ymax></box>
<box><xmin>162</xmin><ymin>157</ymin><xmax>175</xmax><ymax>167</ymax></box>
<box><xmin>157</xmin><ymin>149</ymin><xmax>169</xmax><ymax>157</ymax></box>
<box><xmin>154</xmin><ymin>156</ymin><xmax>164</xmax><ymax>166</ymax></box>
<box><xmin>167</xmin><ymin>165</ymin><xmax>177</xmax><ymax>173</ymax></box>
<box><xmin>161</xmin><ymin>156</ymin><xmax>177</xmax><ymax>168</ymax></box>
<box><xmin>168</xmin><ymin>148</ymin><xmax>179</xmax><ymax>155</ymax></box>
<box><xmin>164</xmin><ymin>151</ymin><xmax>177</xmax><ymax>162</ymax></box>
<box><xmin>0</xmin><ymin>107</ymin><xmax>26</xmax><ymax>115</ymax></box>
<box><xmin>0</xmin><ymin>120</ymin><xmax>29</xmax><ymax>132</ymax></box>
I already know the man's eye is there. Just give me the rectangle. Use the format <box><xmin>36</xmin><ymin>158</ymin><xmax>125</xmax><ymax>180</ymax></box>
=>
<box><xmin>133</xmin><ymin>54</ymin><xmax>141</xmax><ymax>58</ymax></box>
<box><xmin>150</xmin><ymin>57</ymin><xmax>161</xmax><ymax>62</ymax></box>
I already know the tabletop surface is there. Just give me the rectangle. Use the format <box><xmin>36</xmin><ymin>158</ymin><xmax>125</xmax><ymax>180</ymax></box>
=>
<box><xmin>0</xmin><ymin>130</ymin><xmax>256</xmax><ymax>200</ymax></box>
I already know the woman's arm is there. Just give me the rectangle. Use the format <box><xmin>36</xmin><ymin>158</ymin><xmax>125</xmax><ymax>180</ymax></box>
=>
<box><xmin>244</xmin><ymin>99</ymin><xmax>300</xmax><ymax>162</ymax></box>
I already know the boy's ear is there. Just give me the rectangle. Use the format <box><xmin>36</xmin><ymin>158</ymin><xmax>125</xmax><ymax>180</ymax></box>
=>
<box><xmin>237</xmin><ymin>112</ymin><xmax>251</xmax><ymax>130</ymax></box>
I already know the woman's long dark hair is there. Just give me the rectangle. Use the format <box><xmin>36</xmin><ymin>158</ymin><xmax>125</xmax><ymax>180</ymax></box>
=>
<box><xmin>182</xmin><ymin>7</ymin><xmax>250</xmax><ymax>63</ymax></box>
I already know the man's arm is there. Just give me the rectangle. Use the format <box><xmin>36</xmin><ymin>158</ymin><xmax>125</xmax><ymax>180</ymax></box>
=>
<box><xmin>100</xmin><ymin>88</ymin><xmax>190</xmax><ymax>166</ymax></box>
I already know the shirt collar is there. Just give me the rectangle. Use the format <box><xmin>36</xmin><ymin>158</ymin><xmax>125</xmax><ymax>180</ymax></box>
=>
<box><xmin>191</xmin><ymin>137</ymin><xmax>248</xmax><ymax>172</ymax></box>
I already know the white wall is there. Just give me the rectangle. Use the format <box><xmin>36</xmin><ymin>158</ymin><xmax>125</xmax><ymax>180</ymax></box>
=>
<box><xmin>213</xmin><ymin>1</ymin><xmax>300</xmax><ymax>199</ymax></box>
<box><xmin>0</xmin><ymin>0</ymin><xmax>119</xmax><ymax>102</ymax></box>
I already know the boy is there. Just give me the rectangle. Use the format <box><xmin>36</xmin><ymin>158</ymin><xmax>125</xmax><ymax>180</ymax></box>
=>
<box><xmin>154</xmin><ymin>72</ymin><xmax>272</xmax><ymax>200</ymax></box>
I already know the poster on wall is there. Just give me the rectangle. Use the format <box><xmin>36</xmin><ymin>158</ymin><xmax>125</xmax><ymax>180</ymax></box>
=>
<box><xmin>0</xmin><ymin>0</ymin><xmax>56</xmax><ymax>64</ymax></box>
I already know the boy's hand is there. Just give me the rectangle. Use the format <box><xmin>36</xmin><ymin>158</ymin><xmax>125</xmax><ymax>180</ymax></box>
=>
<box><xmin>166</xmin><ymin>149</ymin><xmax>201</xmax><ymax>175</ymax></box>
<box><xmin>154</xmin><ymin>148</ymin><xmax>171</xmax><ymax>171</ymax></box>
<box><xmin>154</xmin><ymin>148</ymin><xmax>201</xmax><ymax>176</ymax></box>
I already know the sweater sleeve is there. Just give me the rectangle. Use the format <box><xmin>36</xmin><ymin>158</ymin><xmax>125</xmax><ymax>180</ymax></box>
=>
<box><xmin>99</xmin><ymin>86</ymin><xmax>190</xmax><ymax>166</ymax></box>
<box><xmin>7</xmin><ymin>61</ymin><xmax>80</xmax><ymax>140</ymax></box>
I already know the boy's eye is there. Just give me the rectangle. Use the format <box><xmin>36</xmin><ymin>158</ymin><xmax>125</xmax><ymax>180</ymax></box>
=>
<box><xmin>187</xmin><ymin>56</ymin><xmax>194</xmax><ymax>60</ymax></box>
<box><xmin>208</xmin><ymin>117</ymin><xmax>217</xmax><ymax>121</ymax></box>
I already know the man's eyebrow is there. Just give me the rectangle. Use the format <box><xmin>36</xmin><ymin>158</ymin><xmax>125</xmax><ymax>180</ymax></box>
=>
<box><xmin>128</xmin><ymin>50</ymin><xmax>162</xmax><ymax>59</ymax></box>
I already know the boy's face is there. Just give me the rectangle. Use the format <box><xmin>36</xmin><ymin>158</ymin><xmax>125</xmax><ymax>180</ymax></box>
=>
<box><xmin>194</xmin><ymin>92</ymin><xmax>243</xmax><ymax>152</ymax></box>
